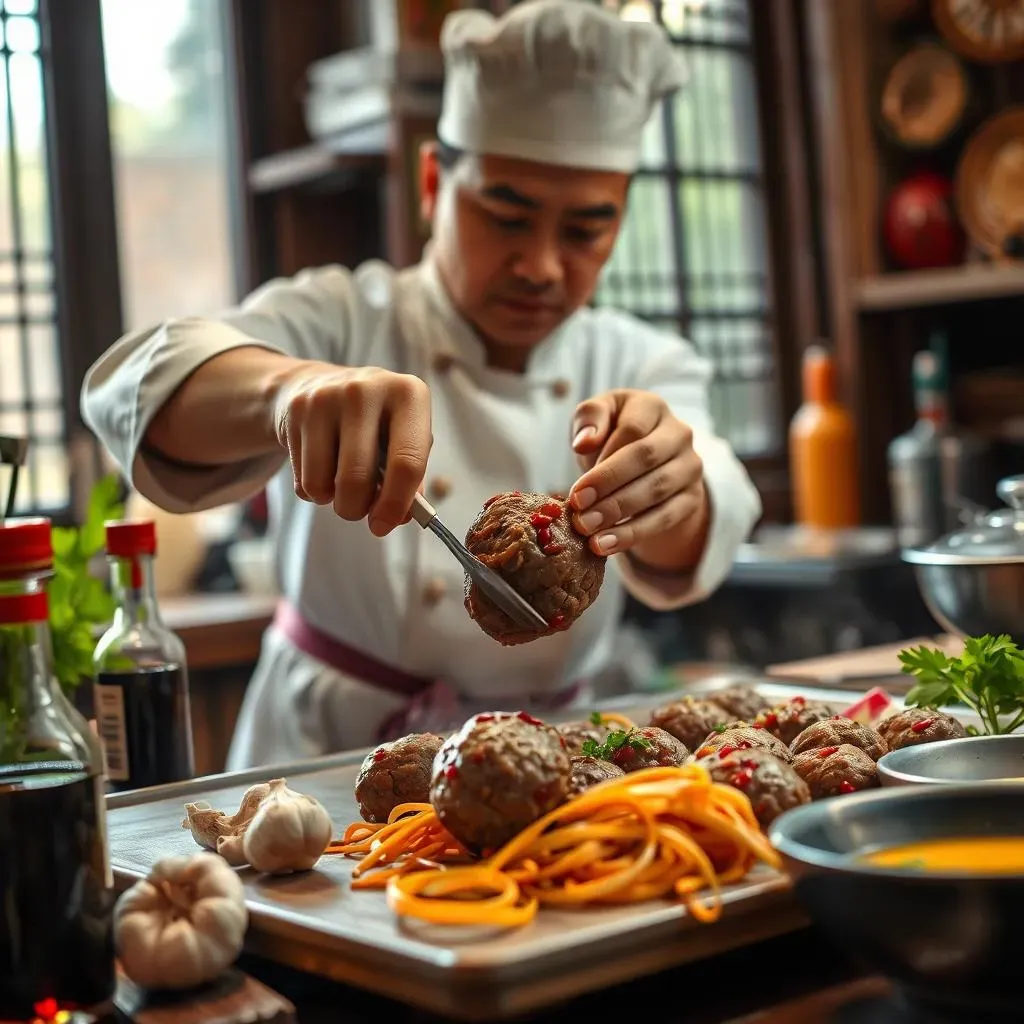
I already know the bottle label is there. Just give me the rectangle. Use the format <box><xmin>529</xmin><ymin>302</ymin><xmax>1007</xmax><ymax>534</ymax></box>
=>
<box><xmin>93</xmin><ymin>683</ymin><xmax>130</xmax><ymax>782</ymax></box>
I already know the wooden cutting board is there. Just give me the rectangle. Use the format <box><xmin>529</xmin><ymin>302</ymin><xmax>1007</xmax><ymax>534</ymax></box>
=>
<box><xmin>767</xmin><ymin>635</ymin><xmax>963</xmax><ymax>683</ymax></box>
<box><xmin>115</xmin><ymin>967</ymin><xmax>295</xmax><ymax>1024</ymax></box>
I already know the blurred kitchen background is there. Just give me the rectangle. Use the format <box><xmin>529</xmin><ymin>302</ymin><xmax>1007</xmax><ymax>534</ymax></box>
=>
<box><xmin>2</xmin><ymin>0</ymin><xmax>1023</xmax><ymax>771</ymax></box>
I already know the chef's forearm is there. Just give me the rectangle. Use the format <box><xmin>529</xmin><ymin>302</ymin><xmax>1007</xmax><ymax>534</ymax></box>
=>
<box><xmin>144</xmin><ymin>346</ymin><xmax>304</xmax><ymax>467</ymax></box>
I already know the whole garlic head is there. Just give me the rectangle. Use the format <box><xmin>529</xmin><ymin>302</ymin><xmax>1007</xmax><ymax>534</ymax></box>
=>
<box><xmin>115</xmin><ymin>851</ymin><xmax>248</xmax><ymax>990</ymax></box>
<box><xmin>242</xmin><ymin>778</ymin><xmax>333</xmax><ymax>875</ymax></box>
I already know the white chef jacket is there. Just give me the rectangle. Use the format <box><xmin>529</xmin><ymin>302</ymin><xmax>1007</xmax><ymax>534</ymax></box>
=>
<box><xmin>81</xmin><ymin>256</ymin><xmax>761</xmax><ymax>768</ymax></box>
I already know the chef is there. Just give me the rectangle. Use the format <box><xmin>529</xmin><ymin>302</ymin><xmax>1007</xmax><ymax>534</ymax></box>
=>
<box><xmin>82</xmin><ymin>0</ymin><xmax>761</xmax><ymax>769</ymax></box>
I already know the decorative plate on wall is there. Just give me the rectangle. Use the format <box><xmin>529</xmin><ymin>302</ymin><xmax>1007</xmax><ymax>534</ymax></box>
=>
<box><xmin>955</xmin><ymin>106</ymin><xmax>1024</xmax><ymax>261</ymax></box>
<box><xmin>879</xmin><ymin>41</ymin><xmax>969</xmax><ymax>149</ymax></box>
<box><xmin>932</xmin><ymin>0</ymin><xmax>1024</xmax><ymax>63</ymax></box>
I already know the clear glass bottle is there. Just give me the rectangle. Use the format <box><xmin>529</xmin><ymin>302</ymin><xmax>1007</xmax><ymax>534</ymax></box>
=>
<box><xmin>93</xmin><ymin>519</ymin><xmax>194</xmax><ymax>791</ymax></box>
<box><xmin>0</xmin><ymin>517</ymin><xmax>116</xmax><ymax>1020</ymax></box>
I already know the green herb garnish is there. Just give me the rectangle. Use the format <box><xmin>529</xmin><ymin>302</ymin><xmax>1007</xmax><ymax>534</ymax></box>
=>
<box><xmin>588</xmin><ymin>710</ymin><xmax>604</xmax><ymax>727</ymax></box>
<box><xmin>49</xmin><ymin>474</ymin><xmax>124</xmax><ymax>693</ymax></box>
<box><xmin>581</xmin><ymin>728</ymin><xmax>655</xmax><ymax>761</ymax></box>
<box><xmin>899</xmin><ymin>634</ymin><xmax>1024</xmax><ymax>736</ymax></box>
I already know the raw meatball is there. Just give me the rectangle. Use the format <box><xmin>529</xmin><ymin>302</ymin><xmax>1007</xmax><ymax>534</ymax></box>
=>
<box><xmin>702</xmin><ymin>747</ymin><xmax>811</xmax><ymax>828</ymax></box>
<box><xmin>354</xmin><ymin>732</ymin><xmax>446</xmax><ymax>823</ymax></box>
<box><xmin>464</xmin><ymin>492</ymin><xmax>605</xmax><ymax>646</ymax></box>
<box><xmin>790</xmin><ymin>716</ymin><xmax>888</xmax><ymax>762</ymax></box>
<box><xmin>876</xmin><ymin>706</ymin><xmax>967</xmax><ymax>752</ymax></box>
<box><xmin>430</xmin><ymin>711</ymin><xmax>570</xmax><ymax>854</ymax></box>
<box><xmin>568</xmin><ymin>755</ymin><xmax>625</xmax><ymax>797</ymax></box>
<box><xmin>604</xmin><ymin>726</ymin><xmax>689</xmax><ymax>773</ymax></box>
<box><xmin>649</xmin><ymin>697</ymin><xmax>732</xmax><ymax>750</ymax></box>
<box><xmin>791</xmin><ymin>744</ymin><xmax>879</xmax><ymax>799</ymax></box>
<box><xmin>557</xmin><ymin>717</ymin><xmax>613</xmax><ymax>756</ymax></box>
<box><xmin>754</xmin><ymin>697</ymin><xmax>835</xmax><ymax>746</ymax></box>
<box><xmin>694</xmin><ymin>726</ymin><xmax>793</xmax><ymax>764</ymax></box>
<box><xmin>708</xmin><ymin>685</ymin><xmax>773</xmax><ymax>723</ymax></box>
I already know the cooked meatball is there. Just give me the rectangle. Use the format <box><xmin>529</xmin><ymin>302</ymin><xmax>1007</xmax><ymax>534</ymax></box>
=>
<box><xmin>568</xmin><ymin>755</ymin><xmax>625</xmax><ymax>796</ymax></box>
<box><xmin>790</xmin><ymin>716</ymin><xmax>888</xmax><ymax>762</ymax></box>
<box><xmin>702</xmin><ymin>747</ymin><xmax>811</xmax><ymax>828</ymax></box>
<box><xmin>464</xmin><ymin>492</ymin><xmax>605</xmax><ymax>646</ymax></box>
<box><xmin>876</xmin><ymin>706</ymin><xmax>967</xmax><ymax>752</ymax></box>
<box><xmin>557</xmin><ymin>717</ymin><xmax>613</xmax><ymax>756</ymax></box>
<box><xmin>649</xmin><ymin>697</ymin><xmax>732</xmax><ymax>751</ymax></box>
<box><xmin>754</xmin><ymin>697</ymin><xmax>835</xmax><ymax>746</ymax></box>
<box><xmin>605</xmin><ymin>726</ymin><xmax>689</xmax><ymax>773</ymax></box>
<box><xmin>791</xmin><ymin>744</ymin><xmax>879</xmax><ymax>799</ymax></box>
<box><xmin>694</xmin><ymin>726</ymin><xmax>793</xmax><ymax>764</ymax></box>
<box><xmin>430</xmin><ymin>711</ymin><xmax>571</xmax><ymax>854</ymax></box>
<box><xmin>354</xmin><ymin>732</ymin><xmax>446</xmax><ymax>823</ymax></box>
<box><xmin>708</xmin><ymin>685</ymin><xmax>772</xmax><ymax>723</ymax></box>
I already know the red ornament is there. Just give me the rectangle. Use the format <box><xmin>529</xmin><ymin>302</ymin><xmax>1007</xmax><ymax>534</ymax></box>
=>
<box><xmin>882</xmin><ymin>170</ymin><xmax>965</xmax><ymax>270</ymax></box>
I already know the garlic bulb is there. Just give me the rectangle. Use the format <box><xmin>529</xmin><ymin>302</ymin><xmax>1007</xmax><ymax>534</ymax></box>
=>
<box><xmin>115</xmin><ymin>852</ymin><xmax>248</xmax><ymax>990</ymax></box>
<box><xmin>242</xmin><ymin>778</ymin><xmax>333</xmax><ymax>875</ymax></box>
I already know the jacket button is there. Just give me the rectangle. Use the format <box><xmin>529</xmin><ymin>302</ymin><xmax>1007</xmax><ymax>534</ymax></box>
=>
<box><xmin>551</xmin><ymin>378</ymin><xmax>570</xmax><ymax>398</ymax></box>
<box><xmin>422</xmin><ymin>578</ymin><xmax>447</xmax><ymax>607</ymax></box>
<box><xmin>429</xmin><ymin>476</ymin><xmax>452</xmax><ymax>501</ymax></box>
<box><xmin>434</xmin><ymin>353</ymin><xmax>455</xmax><ymax>374</ymax></box>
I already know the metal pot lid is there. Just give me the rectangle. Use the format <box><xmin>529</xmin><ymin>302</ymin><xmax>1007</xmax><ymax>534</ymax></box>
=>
<box><xmin>902</xmin><ymin>475</ymin><xmax>1024</xmax><ymax>565</ymax></box>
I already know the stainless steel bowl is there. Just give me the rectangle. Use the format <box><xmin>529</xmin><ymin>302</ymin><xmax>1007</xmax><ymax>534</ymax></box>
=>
<box><xmin>768</xmin><ymin>783</ymin><xmax>1024</xmax><ymax>1018</ymax></box>
<box><xmin>878</xmin><ymin>734</ymin><xmax>1024</xmax><ymax>787</ymax></box>
<box><xmin>902</xmin><ymin>475</ymin><xmax>1024</xmax><ymax>643</ymax></box>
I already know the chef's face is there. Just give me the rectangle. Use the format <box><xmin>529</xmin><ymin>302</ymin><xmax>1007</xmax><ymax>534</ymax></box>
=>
<box><xmin>420</xmin><ymin>143</ymin><xmax>629</xmax><ymax>371</ymax></box>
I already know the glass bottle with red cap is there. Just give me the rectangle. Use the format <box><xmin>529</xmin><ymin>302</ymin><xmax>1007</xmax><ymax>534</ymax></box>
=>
<box><xmin>0</xmin><ymin>517</ymin><xmax>116</xmax><ymax>1019</ymax></box>
<box><xmin>92</xmin><ymin>518</ymin><xmax>194</xmax><ymax>791</ymax></box>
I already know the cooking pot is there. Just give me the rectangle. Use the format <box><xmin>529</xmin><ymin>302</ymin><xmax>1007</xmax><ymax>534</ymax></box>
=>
<box><xmin>902</xmin><ymin>474</ymin><xmax>1024</xmax><ymax>642</ymax></box>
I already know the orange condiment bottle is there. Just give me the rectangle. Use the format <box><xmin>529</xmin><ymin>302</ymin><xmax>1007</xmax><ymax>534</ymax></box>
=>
<box><xmin>788</xmin><ymin>345</ymin><xmax>861</xmax><ymax>529</ymax></box>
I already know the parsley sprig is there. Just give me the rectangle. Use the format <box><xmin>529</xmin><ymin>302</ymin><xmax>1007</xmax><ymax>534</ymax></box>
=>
<box><xmin>581</xmin><ymin>727</ymin><xmax>655</xmax><ymax>761</ymax></box>
<box><xmin>49</xmin><ymin>473</ymin><xmax>124</xmax><ymax>693</ymax></box>
<box><xmin>898</xmin><ymin>634</ymin><xmax>1024</xmax><ymax>736</ymax></box>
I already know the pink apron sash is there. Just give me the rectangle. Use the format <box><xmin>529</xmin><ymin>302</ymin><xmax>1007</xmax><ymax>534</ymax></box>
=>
<box><xmin>273</xmin><ymin>601</ymin><xmax>582</xmax><ymax>743</ymax></box>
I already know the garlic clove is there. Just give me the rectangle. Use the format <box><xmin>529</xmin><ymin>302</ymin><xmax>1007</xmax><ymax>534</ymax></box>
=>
<box><xmin>215</xmin><ymin>833</ymin><xmax>249</xmax><ymax>867</ymax></box>
<box><xmin>182</xmin><ymin>803</ymin><xmax>232</xmax><ymax>850</ymax></box>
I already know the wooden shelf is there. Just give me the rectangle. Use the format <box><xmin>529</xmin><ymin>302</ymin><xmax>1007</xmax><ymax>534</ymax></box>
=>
<box><xmin>856</xmin><ymin>263</ymin><xmax>1024</xmax><ymax>311</ymax></box>
<box><xmin>248</xmin><ymin>123</ymin><xmax>389</xmax><ymax>195</ymax></box>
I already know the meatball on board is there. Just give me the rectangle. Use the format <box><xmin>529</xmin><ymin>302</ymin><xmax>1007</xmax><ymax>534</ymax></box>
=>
<box><xmin>701</xmin><ymin>747</ymin><xmax>811</xmax><ymax>828</ymax></box>
<box><xmin>354</xmin><ymin>732</ymin><xmax>446</xmax><ymax>823</ymax></box>
<box><xmin>464</xmin><ymin>491</ymin><xmax>605</xmax><ymax>646</ymax></box>
<box><xmin>876</xmin><ymin>706</ymin><xmax>967</xmax><ymax>751</ymax></box>
<box><xmin>649</xmin><ymin>697</ymin><xmax>732</xmax><ymax>751</ymax></box>
<box><xmin>791</xmin><ymin>744</ymin><xmax>880</xmax><ymax>799</ymax></box>
<box><xmin>429</xmin><ymin>711</ymin><xmax>572</xmax><ymax>855</ymax></box>
<box><xmin>790</xmin><ymin>717</ymin><xmax>888</xmax><ymax>762</ymax></box>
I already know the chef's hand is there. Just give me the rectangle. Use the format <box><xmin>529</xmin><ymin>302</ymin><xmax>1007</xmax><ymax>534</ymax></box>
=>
<box><xmin>272</xmin><ymin>362</ymin><xmax>431</xmax><ymax>537</ymax></box>
<box><xmin>567</xmin><ymin>389</ymin><xmax>710</xmax><ymax>571</ymax></box>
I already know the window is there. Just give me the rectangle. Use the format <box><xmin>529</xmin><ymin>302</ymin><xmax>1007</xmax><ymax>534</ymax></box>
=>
<box><xmin>591</xmin><ymin>0</ymin><xmax>779</xmax><ymax>457</ymax></box>
<box><xmin>2</xmin><ymin>0</ymin><xmax>239</xmax><ymax>517</ymax></box>
<box><xmin>101</xmin><ymin>0</ymin><xmax>239</xmax><ymax>328</ymax></box>
<box><xmin>0</xmin><ymin>0</ymin><xmax>64</xmax><ymax>513</ymax></box>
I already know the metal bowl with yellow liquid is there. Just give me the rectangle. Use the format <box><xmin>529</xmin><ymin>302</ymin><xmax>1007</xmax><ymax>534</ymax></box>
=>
<box><xmin>769</xmin><ymin>783</ymin><xmax>1024</xmax><ymax>1020</ymax></box>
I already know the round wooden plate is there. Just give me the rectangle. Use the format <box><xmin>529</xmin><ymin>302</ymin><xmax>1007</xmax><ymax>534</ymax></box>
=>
<box><xmin>955</xmin><ymin>106</ymin><xmax>1024</xmax><ymax>260</ymax></box>
<box><xmin>932</xmin><ymin>0</ymin><xmax>1024</xmax><ymax>63</ymax></box>
<box><xmin>880</xmin><ymin>41</ymin><xmax>969</xmax><ymax>149</ymax></box>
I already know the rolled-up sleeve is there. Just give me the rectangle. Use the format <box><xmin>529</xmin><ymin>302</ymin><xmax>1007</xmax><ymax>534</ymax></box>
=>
<box><xmin>607</xmin><ymin>317</ymin><xmax>762</xmax><ymax>611</ymax></box>
<box><xmin>81</xmin><ymin>264</ymin><xmax>363</xmax><ymax>514</ymax></box>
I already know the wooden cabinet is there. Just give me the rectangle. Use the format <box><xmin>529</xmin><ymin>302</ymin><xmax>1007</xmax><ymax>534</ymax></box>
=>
<box><xmin>803</xmin><ymin>0</ymin><xmax>1024</xmax><ymax>524</ymax></box>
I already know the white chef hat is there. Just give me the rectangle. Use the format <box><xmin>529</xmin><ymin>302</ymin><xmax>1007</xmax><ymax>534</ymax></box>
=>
<box><xmin>437</xmin><ymin>0</ymin><xmax>687</xmax><ymax>174</ymax></box>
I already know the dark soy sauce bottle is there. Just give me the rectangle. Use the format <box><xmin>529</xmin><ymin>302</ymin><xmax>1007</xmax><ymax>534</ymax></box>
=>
<box><xmin>92</xmin><ymin>519</ymin><xmax>194</xmax><ymax>792</ymax></box>
<box><xmin>0</xmin><ymin>517</ymin><xmax>116</xmax><ymax>1019</ymax></box>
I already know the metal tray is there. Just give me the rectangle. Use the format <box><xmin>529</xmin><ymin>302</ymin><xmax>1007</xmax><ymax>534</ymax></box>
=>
<box><xmin>104</xmin><ymin>678</ymin><xmax>966</xmax><ymax>1020</ymax></box>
